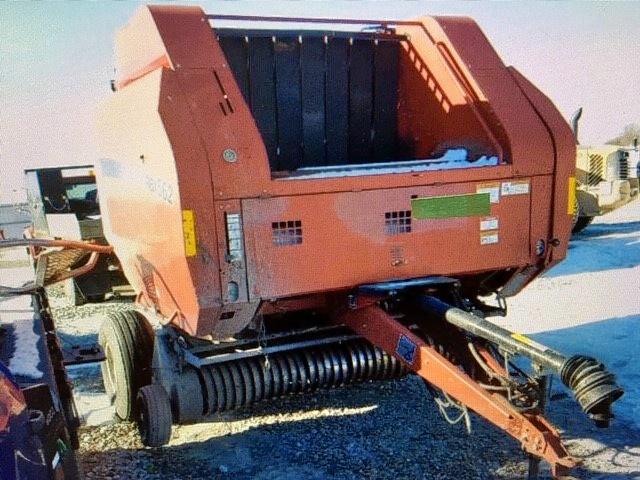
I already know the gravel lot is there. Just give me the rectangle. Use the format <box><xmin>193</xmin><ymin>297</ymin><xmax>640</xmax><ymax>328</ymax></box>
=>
<box><xmin>50</xmin><ymin>299</ymin><xmax>640</xmax><ymax>480</ymax></box>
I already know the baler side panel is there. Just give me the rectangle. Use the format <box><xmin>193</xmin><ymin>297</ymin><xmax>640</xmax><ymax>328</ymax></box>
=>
<box><xmin>114</xmin><ymin>6</ymin><xmax>172</xmax><ymax>89</ymax></box>
<box><xmin>146</xmin><ymin>7</ymin><xmax>274</xmax><ymax>200</ymax></box>
<box><xmin>242</xmin><ymin>182</ymin><xmax>530</xmax><ymax>300</ymax></box>
<box><xmin>507</xmin><ymin>67</ymin><xmax>576</xmax><ymax>266</ymax></box>
<box><xmin>433</xmin><ymin>17</ymin><xmax>555</xmax><ymax>176</ymax></box>
<box><xmin>157</xmin><ymin>71</ymin><xmax>226</xmax><ymax>336</ymax></box>
<box><xmin>96</xmin><ymin>70</ymin><xmax>202</xmax><ymax>335</ymax></box>
<box><xmin>395</xmin><ymin>19</ymin><xmax>503</xmax><ymax>162</ymax></box>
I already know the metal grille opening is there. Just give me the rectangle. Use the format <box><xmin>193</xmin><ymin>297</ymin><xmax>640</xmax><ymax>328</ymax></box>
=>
<box><xmin>619</xmin><ymin>153</ymin><xmax>629</xmax><ymax>179</ymax></box>
<box><xmin>272</xmin><ymin>220</ymin><xmax>303</xmax><ymax>246</ymax></box>
<box><xmin>385</xmin><ymin>211</ymin><xmax>412</xmax><ymax>235</ymax></box>
<box><xmin>588</xmin><ymin>154</ymin><xmax>604</xmax><ymax>186</ymax></box>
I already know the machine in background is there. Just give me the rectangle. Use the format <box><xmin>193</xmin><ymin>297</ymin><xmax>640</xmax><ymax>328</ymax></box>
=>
<box><xmin>571</xmin><ymin>108</ymin><xmax>640</xmax><ymax>233</ymax></box>
<box><xmin>24</xmin><ymin>165</ymin><xmax>132</xmax><ymax>304</ymax></box>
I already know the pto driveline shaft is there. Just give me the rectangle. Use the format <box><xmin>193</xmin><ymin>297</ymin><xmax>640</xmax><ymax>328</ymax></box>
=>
<box><xmin>418</xmin><ymin>295</ymin><xmax>566</xmax><ymax>371</ymax></box>
<box><xmin>417</xmin><ymin>295</ymin><xmax>623</xmax><ymax>427</ymax></box>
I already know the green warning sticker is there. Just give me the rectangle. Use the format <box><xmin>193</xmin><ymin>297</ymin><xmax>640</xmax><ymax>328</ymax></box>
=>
<box><xmin>411</xmin><ymin>193</ymin><xmax>491</xmax><ymax>220</ymax></box>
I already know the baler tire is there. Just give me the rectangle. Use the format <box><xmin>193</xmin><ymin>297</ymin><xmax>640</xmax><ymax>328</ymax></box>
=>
<box><xmin>572</xmin><ymin>215</ymin><xmax>594</xmax><ymax>234</ymax></box>
<box><xmin>171</xmin><ymin>366</ymin><xmax>204</xmax><ymax>424</ymax></box>
<box><xmin>60</xmin><ymin>449</ymin><xmax>82</xmax><ymax>480</ymax></box>
<box><xmin>136</xmin><ymin>385</ymin><xmax>172</xmax><ymax>447</ymax></box>
<box><xmin>98</xmin><ymin>310</ymin><xmax>154</xmax><ymax>421</ymax></box>
<box><xmin>571</xmin><ymin>199</ymin><xmax>594</xmax><ymax>234</ymax></box>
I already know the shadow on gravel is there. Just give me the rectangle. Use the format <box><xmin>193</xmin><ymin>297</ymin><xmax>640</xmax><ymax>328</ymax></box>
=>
<box><xmin>76</xmin><ymin>374</ymin><xmax>640</xmax><ymax>479</ymax></box>
<box><xmin>57</xmin><ymin>331</ymin><xmax>98</xmax><ymax>348</ymax></box>
<box><xmin>531</xmin><ymin>315</ymin><xmax>640</xmax><ymax>436</ymax></box>
<box><xmin>546</xmin><ymin>221</ymin><xmax>640</xmax><ymax>277</ymax></box>
<box><xmin>546</xmin><ymin>397</ymin><xmax>640</xmax><ymax>479</ymax></box>
<box><xmin>576</xmin><ymin>221</ymin><xmax>640</xmax><ymax>239</ymax></box>
<box><xmin>80</xmin><ymin>377</ymin><xmax>532</xmax><ymax>480</ymax></box>
<box><xmin>529</xmin><ymin>317</ymin><xmax>640</xmax><ymax>479</ymax></box>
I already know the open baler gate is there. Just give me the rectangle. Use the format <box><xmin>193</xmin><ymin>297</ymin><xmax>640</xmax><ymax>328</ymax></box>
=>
<box><xmin>94</xmin><ymin>6</ymin><xmax>622</xmax><ymax>478</ymax></box>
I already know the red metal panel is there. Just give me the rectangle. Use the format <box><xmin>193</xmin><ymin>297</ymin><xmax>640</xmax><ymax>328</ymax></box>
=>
<box><xmin>242</xmin><ymin>182</ymin><xmax>530</xmax><ymax>300</ymax></box>
<box><xmin>99</xmin><ymin>6</ymin><xmax>574</xmax><ymax>337</ymax></box>
<box><xmin>529</xmin><ymin>176</ymin><xmax>553</xmax><ymax>262</ymax></box>
<box><xmin>507</xmin><ymin>67</ymin><xmax>576</xmax><ymax>267</ymax></box>
<box><xmin>433</xmin><ymin>17</ymin><xmax>556</xmax><ymax>176</ymax></box>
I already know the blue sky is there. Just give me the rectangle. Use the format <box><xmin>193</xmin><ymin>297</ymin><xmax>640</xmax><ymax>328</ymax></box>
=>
<box><xmin>1</xmin><ymin>1</ymin><xmax>639</xmax><ymax>202</ymax></box>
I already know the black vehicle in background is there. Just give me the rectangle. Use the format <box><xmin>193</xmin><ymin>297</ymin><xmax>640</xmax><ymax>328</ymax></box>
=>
<box><xmin>24</xmin><ymin>165</ymin><xmax>131</xmax><ymax>305</ymax></box>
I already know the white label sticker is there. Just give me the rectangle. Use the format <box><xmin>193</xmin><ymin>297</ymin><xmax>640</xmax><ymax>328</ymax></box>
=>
<box><xmin>480</xmin><ymin>217</ymin><xmax>499</xmax><ymax>231</ymax></box>
<box><xmin>501</xmin><ymin>181</ymin><xmax>530</xmax><ymax>196</ymax></box>
<box><xmin>477</xmin><ymin>183</ymin><xmax>500</xmax><ymax>203</ymax></box>
<box><xmin>480</xmin><ymin>232</ymin><xmax>499</xmax><ymax>245</ymax></box>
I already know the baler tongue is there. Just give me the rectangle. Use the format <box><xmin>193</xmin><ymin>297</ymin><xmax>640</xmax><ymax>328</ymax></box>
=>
<box><xmin>417</xmin><ymin>295</ymin><xmax>624</xmax><ymax>428</ymax></box>
<box><xmin>335</xmin><ymin>289</ymin><xmax>623</xmax><ymax>477</ymax></box>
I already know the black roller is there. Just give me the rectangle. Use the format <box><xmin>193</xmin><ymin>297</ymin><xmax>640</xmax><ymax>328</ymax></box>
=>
<box><xmin>196</xmin><ymin>339</ymin><xmax>406</xmax><ymax>418</ymax></box>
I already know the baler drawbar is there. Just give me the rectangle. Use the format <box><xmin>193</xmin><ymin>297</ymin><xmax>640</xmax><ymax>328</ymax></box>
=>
<box><xmin>92</xmin><ymin>6</ymin><xmax>623</xmax><ymax>478</ymax></box>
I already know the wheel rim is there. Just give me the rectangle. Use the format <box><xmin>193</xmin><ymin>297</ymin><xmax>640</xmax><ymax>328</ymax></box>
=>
<box><xmin>104</xmin><ymin>344</ymin><xmax>116</xmax><ymax>394</ymax></box>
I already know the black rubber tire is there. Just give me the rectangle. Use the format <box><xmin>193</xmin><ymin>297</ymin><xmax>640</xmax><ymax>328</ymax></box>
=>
<box><xmin>98</xmin><ymin>310</ymin><xmax>154</xmax><ymax>421</ymax></box>
<box><xmin>571</xmin><ymin>198</ymin><xmax>595</xmax><ymax>234</ymax></box>
<box><xmin>136</xmin><ymin>384</ymin><xmax>172</xmax><ymax>447</ymax></box>
<box><xmin>572</xmin><ymin>215</ymin><xmax>594</xmax><ymax>234</ymax></box>
<box><xmin>60</xmin><ymin>445</ymin><xmax>82</xmax><ymax>480</ymax></box>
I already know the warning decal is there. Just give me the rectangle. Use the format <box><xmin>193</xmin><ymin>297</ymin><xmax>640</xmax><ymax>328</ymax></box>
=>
<box><xmin>476</xmin><ymin>182</ymin><xmax>500</xmax><ymax>204</ymax></box>
<box><xmin>182</xmin><ymin>209</ymin><xmax>198</xmax><ymax>257</ymax></box>
<box><xmin>501</xmin><ymin>180</ymin><xmax>530</xmax><ymax>196</ymax></box>
<box><xmin>511</xmin><ymin>333</ymin><xmax>548</xmax><ymax>352</ymax></box>
<box><xmin>480</xmin><ymin>217</ymin><xmax>499</xmax><ymax>231</ymax></box>
<box><xmin>568</xmin><ymin>176</ymin><xmax>577</xmax><ymax>215</ymax></box>
<box><xmin>480</xmin><ymin>231</ymin><xmax>499</xmax><ymax>245</ymax></box>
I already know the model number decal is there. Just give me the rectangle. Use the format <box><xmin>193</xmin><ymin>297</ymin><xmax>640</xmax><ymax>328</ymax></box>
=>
<box><xmin>99</xmin><ymin>158</ymin><xmax>175</xmax><ymax>205</ymax></box>
<box><xmin>480</xmin><ymin>231</ymin><xmax>499</xmax><ymax>245</ymax></box>
<box><xmin>145</xmin><ymin>176</ymin><xmax>174</xmax><ymax>205</ymax></box>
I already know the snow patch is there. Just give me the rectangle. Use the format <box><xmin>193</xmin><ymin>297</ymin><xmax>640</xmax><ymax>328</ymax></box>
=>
<box><xmin>1</xmin><ymin>292</ymin><xmax>42</xmax><ymax>379</ymax></box>
<box><xmin>3</xmin><ymin>312</ymin><xmax>43</xmax><ymax>379</ymax></box>
<box><xmin>280</xmin><ymin>149</ymin><xmax>499</xmax><ymax>180</ymax></box>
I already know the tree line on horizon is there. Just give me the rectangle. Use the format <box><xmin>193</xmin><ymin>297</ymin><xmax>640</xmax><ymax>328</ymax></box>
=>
<box><xmin>607</xmin><ymin>123</ymin><xmax>640</xmax><ymax>146</ymax></box>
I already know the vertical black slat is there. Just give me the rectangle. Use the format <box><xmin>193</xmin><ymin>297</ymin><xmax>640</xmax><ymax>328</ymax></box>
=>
<box><xmin>348</xmin><ymin>39</ymin><xmax>375</xmax><ymax>163</ymax></box>
<box><xmin>325</xmin><ymin>37</ymin><xmax>349</xmax><ymax>166</ymax></box>
<box><xmin>274</xmin><ymin>36</ymin><xmax>303</xmax><ymax>171</ymax></box>
<box><xmin>300</xmin><ymin>37</ymin><xmax>326</xmax><ymax>167</ymax></box>
<box><xmin>248</xmin><ymin>37</ymin><xmax>278</xmax><ymax>169</ymax></box>
<box><xmin>218</xmin><ymin>36</ymin><xmax>250</xmax><ymax>104</ymax></box>
<box><xmin>372</xmin><ymin>40</ymin><xmax>399</xmax><ymax>161</ymax></box>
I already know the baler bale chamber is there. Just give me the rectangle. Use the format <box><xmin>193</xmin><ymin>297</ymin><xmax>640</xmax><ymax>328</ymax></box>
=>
<box><xmin>95</xmin><ymin>5</ymin><xmax>622</xmax><ymax>477</ymax></box>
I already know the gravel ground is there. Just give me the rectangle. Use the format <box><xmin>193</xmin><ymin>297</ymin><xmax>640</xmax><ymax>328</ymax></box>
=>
<box><xmin>48</xmin><ymin>286</ymin><xmax>640</xmax><ymax>480</ymax></box>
